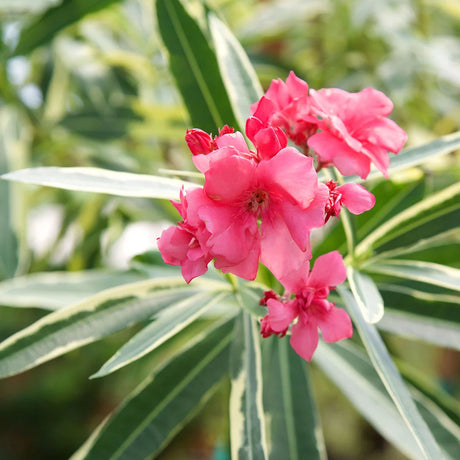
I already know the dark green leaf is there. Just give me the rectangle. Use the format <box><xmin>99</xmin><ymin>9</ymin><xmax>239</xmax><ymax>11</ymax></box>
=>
<box><xmin>14</xmin><ymin>0</ymin><xmax>123</xmax><ymax>55</ymax></box>
<box><xmin>71</xmin><ymin>318</ymin><xmax>235</xmax><ymax>460</ymax></box>
<box><xmin>262</xmin><ymin>337</ymin><xmax>326</xmax><ymax>460</ymax></box>
<box><xmin>156</xmin><ymin>0</ymin><xmax>237</xmax><ymax>133</ymax></box>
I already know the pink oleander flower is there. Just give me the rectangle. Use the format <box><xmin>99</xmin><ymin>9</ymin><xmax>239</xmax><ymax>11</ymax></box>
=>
<box><xmin>198</xmin><ymin>147</ymin><xmax>328</xmax><ymax>281</ymax></box>
<box><xmin>308</xmin><ymin>87</ymin><xmax>407</xmax><ymax>179</ymax></box>
<box><xmin>157</xmin><ymin>187</ymin><xmax>213</xmax><ymax>283</ymax></box>
<box><xmin>185</xmin><ymin>125</ymin><xmax>234</xmax><ymax>156</ymax></box>
<box><xmin>249</xmin><ymin>71</ymin><xmax>318</xmax><ymax>149</ymax></box>
<box><xmin>324</xmin><ymin>180</ymin><xmax>376</xmax><ymax>223</ymax></box>
<box><xmin>260</xmin><ymin>251</ymin><xmax>352</xmax><ymax>361</ymax></box>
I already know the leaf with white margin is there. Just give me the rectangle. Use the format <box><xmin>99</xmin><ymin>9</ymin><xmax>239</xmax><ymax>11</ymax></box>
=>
<box><xmin>230</xmin><ymin>310</ymin><xmax>267</xmax><ymax>460</ymax></box>
<box><xmin>2</xmin><ymin>167</ymin><xmax>198</xmax><ymax>200</ymax></box>
<box><xmin>209</xmin><ymin>13</ymin><xmax>263</xmax><ymax>130</ymax></box>
<box><xmin>365</xmin><ymin>259</ymin><xmax>460</xmax><ymax>292</ymax></box>
<box><xmin>347</xmin><ymin>266</ymin><xmax>384</xmax><ymax>323</ymax></box>
<box><xmin>91</xmin><ymin>290</ymin><xmax>230</xmax><ymax>378</ymax></box>
<box><xmin>0</xmin><ymin>277</ymin><xmax>227</xmax><ymax>378</ymax></box>
<box><xmin>338</xmin><ymin>285</ymin><xmax>443</xmax><ymax>459</ymax></box>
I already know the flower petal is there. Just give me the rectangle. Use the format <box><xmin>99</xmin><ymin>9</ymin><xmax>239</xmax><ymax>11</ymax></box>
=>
<box><xmin>307</xmin><ymin>250</ymin><xmax>347</xmax><ymax>289</ymax></box>
<box><xmin>260</xmin><ymin>214</ymin><xmax>310</xmax><ymax>281</ymax></box>
<box><xmin>258</xmin><ymin>147</ymin><xmax>318</xmax><ymax>208</ymax></box>
<box><xmin>267</xmin><ymin>299</ymin><xmax>298</xmax><ymax>332</ymax></box>
<box><xmin>316</xmin><ymin>306</ymin><xmax>353</xmax><ymax>342</ymax></box>
<box><xmin>290</xmin><ymin>319</ymin><xmax>319</xmax><ymax>362</ymax></box>
<box><xmin>204</xmin><ymin>154</ymin><xmax>255</xmax><ymax>202</ymax></box>
<box><xmin>338</xmin><ymin>183</ymin><xmax>375</xmax><ymax>215</ymax></box>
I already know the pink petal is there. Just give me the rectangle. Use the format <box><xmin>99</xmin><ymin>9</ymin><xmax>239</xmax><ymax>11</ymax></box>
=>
<box><xmin>215</xmin><ymin>131</ymin><xmax>251</xmax><ymax>152</ymax></box>
<box><xmin>253</xmin><ymin>126</ymin><xmax>287</xmax><ymax>160</ymax></box>
<box><xmin>290</xmin><ymin>319</ymin><xmax>319</xmax><ymax>362</ymax></box>
<box><xmin>307</xmin><ymin>131</ymin><xmax>345</xmax><ymax>163</ymax></box>
<box><xmin>338</xmin><ymin>183</ymin><xmax>376</xmax><ymax>215</ymax></box>
<box><xmin>316</xmin><ymin>306</ymin><xmax>353</xmax><ymax>342</ymax></box>
<box><xmin>278</xmin><ymin>259</ymin><xmax>310</xmax><ymax>293</ymax></box>
<box><xmin>258</xmin><ymin>147</ymin><xmax>318</xmax><ymax>208</ymax></box>
<box><xmin>285</xmin><ymin>71</ymin><xmax>309</xmax><ymax>99</ymax></box>
<box><xmin>260</xmin><ymin>215</ymin><xmax>310</xmax><ymax>281</ymax></box>
<box><xmin>181</xmin><ymin>257</ymin><xmax>209</xmax><ymax>283</ymax></box>
<box><xmin>267</xmin><ymin>299</ymin><xmax>298</xmax><ymax>332</ymax></box>
<box><xmin>307</xmin><ymin>251</ymin><xmax>347</xmax><ymax>289</ymax></box>
<box><xmin>199</xmin><ymin>203</ymin><xmax>256</xmax><ymax>264</ymax></box>
<box><xmin>357</xmin><ymin>117</ymin><xmax>407</xmax><ymax>154</ymax></box>
<box><xmin>332</xmin><ymin>148</ymin><xmax>371</xmax><ymax>179</ymax></box>
<box><xmin>157</xmin><ymin>226</ymin><xmax>190</xmax><ymax>265</ymax></box>
<box><xmin>204</xmin><ymin>154</ymin><xmax>255</xmax><ymax>202</ymax></box>
<box><xmin>215</xmin><ymin>244</ymin><xmax>260</xmax><ymax>280</ymax></box>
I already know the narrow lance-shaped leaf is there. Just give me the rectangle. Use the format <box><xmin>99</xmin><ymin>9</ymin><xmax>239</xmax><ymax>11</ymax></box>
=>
<box><xmin>378</xmin><ymin>309</ymin><xmax>460</xmax><ymax>351</ymax></box>
<box><xmin>91</xmin><ymin>290</ymin><xmax>230</xmax><ymax>378</ymax></box>
<box><xmin>0</xmin><ymin>270</ymin><xmax>152</xmax><ymax>310</ymax></box>
<box><xmin>315</xmin><ymin>341</ymin><xmax>460</xmax><ymax>459</ymax></box>
<box><xmin>2</xmin><ymin>167</ymin><xmax>197</xmax><ymax>200</ymax></box>
<box><xmin>355</xmin><ymin>182</ymin><xmax>460</xmax><ymax>258</ymax></box>
<box><xmin>156</xmin><ymin>0</ymin><xmax>237</xmax><ymax>133</ymax></box>
<box><xmin>364</xmin><ymin>259</ymin><xmax>460</xmax><ymax>292</ymax></box>
<box><xmin>262</xmin><ymin>336</ymin><xmax>326</xmax><ymax>460</ymax></box>
<box><xmin>314</xmin><ymin>341</ymin><xmax>424</xmax><ymax>459</ymax></box>
<box><xmin>0</xmin><ymin>110</ymin><xmax>19</xmax><ymax>279</ymax></box>
<box><xmin>230</xmin><ymin>311</ymin><xmax>268</xmax><ymax>460</ymax></box>
<box><xmin>347</xmin><ymin>266</ymin><xmax>384</xmax><ymax>324</ymax></box>
<box><xmin>0</xmin><ymin>277</ymin><xmax>227</xmax><ymax>378</ymax></box>
<box><xmin>71</xmin><ymin>318</ymin><xmax>235</xmax><ymax>460</ymax></box>
<box><xmin>338</xmin><ymin>285</ymin><xmax>442</xmax><ymax>459</ymax></box>
<box><xmin>14</xmin><ymin>0</ymin><xmax>124</xmax><ymax>55</ymax></box>
<box><xmin>209</xmin><ymin>13</ymin><xmax>263</xmax><ymax>130</ymax></box>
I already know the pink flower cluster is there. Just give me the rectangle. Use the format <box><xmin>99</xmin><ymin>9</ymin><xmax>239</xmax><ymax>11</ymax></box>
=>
<box><xmin>158</xmin><ymin>72</ymin><xmax>406</xmax><ymax>361</ymax></box>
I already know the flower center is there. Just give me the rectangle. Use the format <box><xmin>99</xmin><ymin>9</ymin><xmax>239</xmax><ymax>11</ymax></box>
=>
<box><xmin>247</xmin><ymin>189</ymin><xmax>269</xmax><ymax>214</ymax></box>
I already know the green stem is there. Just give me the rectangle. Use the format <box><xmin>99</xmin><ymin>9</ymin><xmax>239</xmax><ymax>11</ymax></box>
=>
<box><xmin>224</xmin><ymin>272</ymin><xmax>239</xmax><ymax>292</ymax></box>
<box><xmin>324</xmin><ymin>168</ymin><xmax>357</xmax><ymax>263</ymax></box>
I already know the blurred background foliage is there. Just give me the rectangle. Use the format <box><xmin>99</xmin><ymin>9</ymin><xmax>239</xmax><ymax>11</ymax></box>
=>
<box><xmin>0</xmin><ymin>0</ymin><xmax>459</xmax><ymax>458</ymax></box>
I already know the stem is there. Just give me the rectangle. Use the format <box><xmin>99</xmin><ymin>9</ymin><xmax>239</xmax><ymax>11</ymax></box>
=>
<box><xmin>224</xmin><ymin>272</ymin><xmax>239</xmax><ymax>292</ymax></box>
<box><xmin>323</xmin><ymin>168</ymin><xmax>357</xmax><ymax>263</ymax></box>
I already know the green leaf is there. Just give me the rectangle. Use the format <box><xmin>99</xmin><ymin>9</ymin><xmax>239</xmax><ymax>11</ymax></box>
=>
<box><xmin>14</xmin><ymin>0</ymin><xmax>123</xmax><ymax>55</ymax></box>
<box><xmin>315</xmin><ymin>341</ymin><xmax>460</xmax><ymax>459</ymax></box>
<box><xmin>230</xmin><ymin>312</ymin><xmax>267</xmax><ymax>460</ymax></box>
<box><xmin>2</xmin><ymin>166</ymin><xmax>197</xmax><ymax>200</ymax></box>
<box><xmin>338</xmin><ymin>285</ymin><xmax>442</xmax><ymax>459</ymax></box>
<box><xmin>364</xmin><ymin>259</ymin><xmax>460</xmax><ymax>292</ymax></box>
<box><xmin>355</xmin><ymin>182</ymin><xmax>460</xmax><ymax>258</ymax></box>
<box><xmin>347</xmin><ymin>266</ymin><xmax>384</xmax><ymax>323</ymax></box>
<box><xmin>0</xmin><ymin>277</ymin><xmax>225</xmax><ymax>378</ymax></box>
<box><xmin>156</xmin><ymin>0</ymin><xmax>237</xmax><ymax>133</ymax></box>
<box><xmin>0</xmin><ymin>269</ymin><xmax>153</xmax><ymax>310</ymax></box>
<box><xmin>0</xmin><ymin>109</ymin><xmax>19</xmax><ymax>279</ymax></box>
<box><xmin>0</xmin><ymin>0</ymin><xmax>60</xmax><ymax>14</ymax></box>
<box><xmin>71</xmin><ymin>318</ymin><xmax>235</xmax><ymax>460</ymax></box>
<box><xmin>60</xmin><ymin>107</ymin><xmax>141</xmax><ymax>140</ymax></box>
<box><xmin>262</xmin><ymin>337</ymin><xmax>326</xmax><ymax>460</ymax></box>
<box><xmin>314</xmin><ymin>341</ymin><xmax>424</xmax><ymax>459</ymax></box>
<box><xmin>366</xmin><ymin>228</ymin><xmax>460</xmax><ymax>263</ymax></box>
<box><xmin>378</xmin><ymin>309</ymin><xmax>460</xmax><ymax>350</ymax></box>
<box><xmin>91</xmin><ymin>290</ymin><xmax>230</xmax><ymax>377</ymax></box>
<box><xmin>346</xmin><ymin>131</ymin><xmax>460</xmax><ymax>182</ymax></box>
<box><xmin>208</xmin><ymin>13</ymin><xmax>263</xmax><ymax>130</ymax></box>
